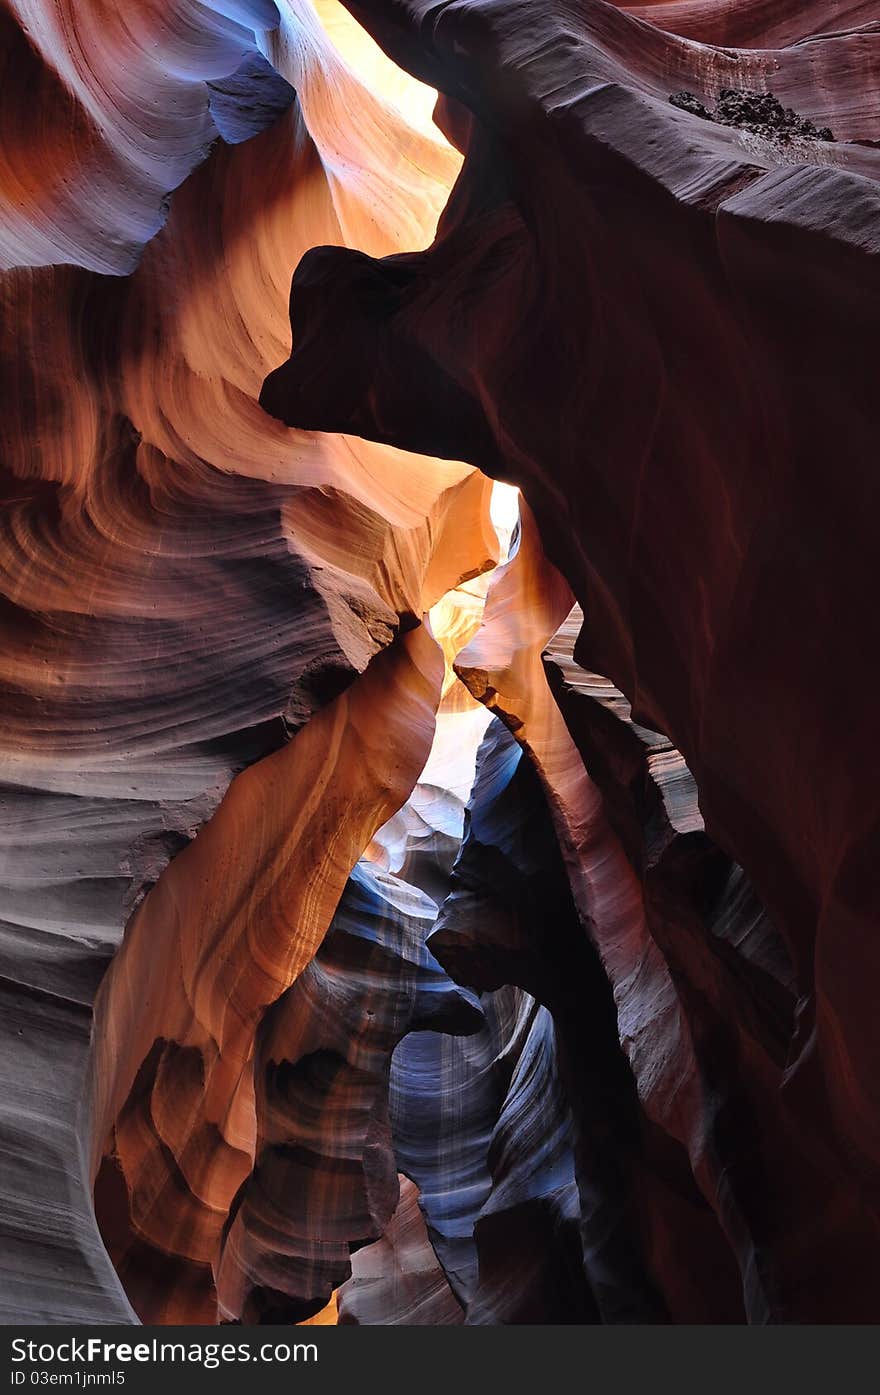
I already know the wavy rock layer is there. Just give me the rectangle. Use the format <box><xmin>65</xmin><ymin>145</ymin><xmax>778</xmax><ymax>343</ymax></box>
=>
<box><xmin>92</xmin><ymin>623</ymin><xmax>450</xmax><ymax>1323</ymax></box>
<box><xmin>429</xmin><ymin>716</ymin><xmax>745</xmax><ymax>1322</ymax></box>
<box><xmin>391</xmin><ymin>983</ymin><xmax>594</xmax><ymax>1325</ymax></box>
<box><xmin>215</xmin><ymin>860</ymin><xmax>482</xmax><ymax>1324</ymax></box>
<box><xmin>337</xmin><ymin>1176</ymin><xmax>464</xmax><ymax>1326</ymax></box>
<box><xmin>3</xmin><ymin>0</ymin><xmax>879</xmax><ymax>1328</ymax></box>
<box><xmin>262</xmin><ymin>0</ymin><xmax>880</xmax><ymax>1321</ymax></box>
<box><xmin>451</xmin><ymin>508</ymin><xmax>878</xmax><ymax>1321</ymax></box>
<box><xmin>0</xmin><ymin>0</ymin><xmax>499</xmax><ymax>1324</ymax></box>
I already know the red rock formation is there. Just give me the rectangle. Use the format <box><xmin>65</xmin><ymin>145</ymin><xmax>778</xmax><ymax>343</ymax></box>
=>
<box><xmin>620</xmin><ymin>2</ymin><xmax>880</xmax><ymax>50</ymax></box>
<box><xmin>92</xmin><ymin>623</ymin><xmax>448</xmax><ymax>1322</ymax></box>
<box><xmin>337</xmin><ymin>1176</ymin><xmax>464</xmax><ymax>1325</ymax></box>
<box><xmin>212</xmin><ymin>861</ymin><xmax>481</xmax><ymax>1323</ymax></box>
<box><xmin>428</xmin><ymin>716</ymin><xmax>742</xmax><ymax>1323</ymax></box>
<box><xmin>0</xmin><ymin>0</ymin><xmax>496</xmax><ymax>1323</ymax></box>
<box><xmin>447</xmin><ymin>508</ymin><xmax>880</xmax><ymax>1321</ymax></box>
<box><xmin>261</xmin><ymin>0</ymin><xmax>880</xmax><ymax>1321</ymax></box>
<box><xmin>4</xmin><ymin>0</ymin><xmax>880</xmax><ymax>1328</ymax></box>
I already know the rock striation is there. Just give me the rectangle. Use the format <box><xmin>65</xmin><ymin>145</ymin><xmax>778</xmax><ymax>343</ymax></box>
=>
<box><xmin>261</xmin><ymin>0</ymin><xmax>880</xmax><ymax>1322</ymax></box>
<box><xmin>0</xmin><ymin>0</ymin><xmax>495</xmax><ymax>1323</ymax></box>
<box><xmin>2</xmin><ymin>0</ymin><xmax>879</xmax><ymax>1327</ymax></box>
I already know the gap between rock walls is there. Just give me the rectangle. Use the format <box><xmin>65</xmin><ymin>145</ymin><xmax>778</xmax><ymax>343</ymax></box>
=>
<box><xmin>89</xmin><ymin>477</ymin><xmax>521</xmax><ymax>1326</ymax></box>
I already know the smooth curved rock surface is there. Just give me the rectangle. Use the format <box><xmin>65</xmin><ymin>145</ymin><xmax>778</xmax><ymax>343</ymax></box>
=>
<box><xmin>92</xmin><ymin>622</ymin><xmax>448</xmax><ymax>1323</ymax></box>
<box><xmin>391</xmin><ymin>984</ymin><xmax>598</xmax><ymax>1324</ymax></box>
<box><xmin>0</xmin><ymin>0</ymin><xmax>496</xmax><ymax>1324</ymax></box>
<box><xmin>262</xmin><ymin>0</ymin><xmax>880</xmax><ymax>1321</ymax></box>
<box><xmin>337</xmin><ymin>1176</ymin><xmax>464</xmax><ymax>1325</ymax></box>
<box><xmin>4</xmin><ymin>0</ymin><xmax>880</xmax><ymax>1328</ymax></box>
<box><xmin>211</xmin><ymin>861</ymin><xmax>481</xmax><ymax>1323</ymax></box>
<box><xmin>620</xmin><ymin>3</ymin><xmax>880</xmax><ymax>50</ymax></box>
<box><xmin>452</xmin><ymin>509</ymin><xmax>879</xmax><ymax>1321</ymax></box>
<box><xmin>429</xmin><ymin>715</ymin><xmax>745</xmax><ymax>1322</ymax></box>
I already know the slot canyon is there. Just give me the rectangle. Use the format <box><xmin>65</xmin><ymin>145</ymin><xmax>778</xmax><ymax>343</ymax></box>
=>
<box><xmin>1</xmin><ymin>0</ymin><xmax>879</xmax><ymax>1327</ymax></box>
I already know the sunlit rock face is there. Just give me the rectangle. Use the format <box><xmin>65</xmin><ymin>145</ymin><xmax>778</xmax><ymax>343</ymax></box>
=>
<box><xmin>2</xmin><ymin>0</ymin><xmax>878</xmax><ymax>1328</ymax></box>
<box><xmin>0</xmin><ymin>0</ymin><xmax>497</xmax><ymax>1323</ymax></box>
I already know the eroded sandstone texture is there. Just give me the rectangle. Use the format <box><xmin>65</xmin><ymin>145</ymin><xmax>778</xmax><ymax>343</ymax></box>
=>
<box><xmin>261</xmin><ymin>0</ymin><xmax>880</xmax><ymax>1325</ymax></box>
<box><xmin>2</xmin><ymin>0</ymin><xmax>879</xmax><ymax>1326</ymax></box>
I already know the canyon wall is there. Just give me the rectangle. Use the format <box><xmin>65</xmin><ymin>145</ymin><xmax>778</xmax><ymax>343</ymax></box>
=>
<box><xmin>2</xmin><ymin>0</ymin><xmax>879</xmax><ymax>1324</ymax></box>
<box><xmin>261</xmin><ymin>0</ymin><xmax>880</xmax><ymax>1323</ymax></box>
<box><xmin>0</xmin><ymin>0</ymin><xmax>496</xmax><ymax>1322</ymax></box>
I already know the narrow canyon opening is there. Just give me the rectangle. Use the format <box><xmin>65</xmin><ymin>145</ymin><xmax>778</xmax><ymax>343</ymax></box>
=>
<box><xmin>90</xmin><ymin>474</ymin><xmax>524</xmax><ymax>1325</ymax></box>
